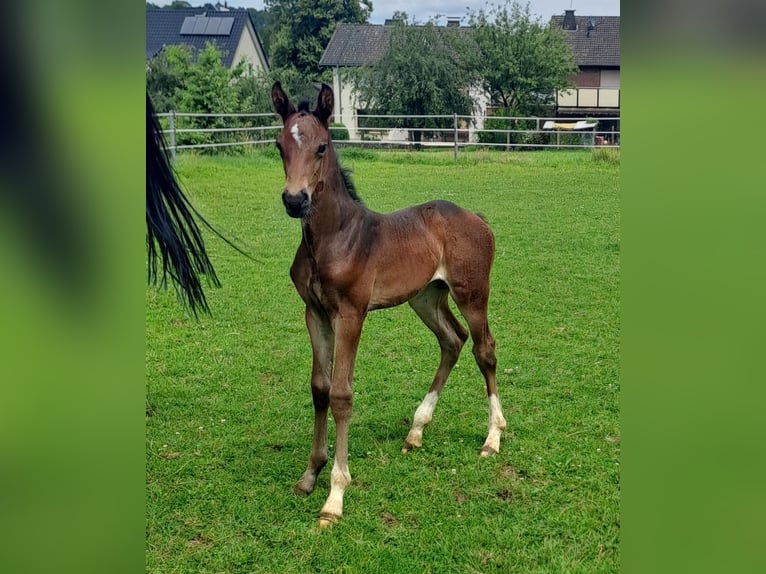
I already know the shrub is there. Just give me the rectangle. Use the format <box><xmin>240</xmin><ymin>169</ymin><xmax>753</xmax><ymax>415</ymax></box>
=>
<box><xmin>478</xmin><ymin>108</ymin><xmax>540</xmax><ymax>148</ymax></box>
<box><xmin>330</xmin><ymin>123</ymin><xmax>350</xmax><ymax>141</ymax></box>
<box><xmin>148</xmin><ymin>42</ymin><xmax>277</xmax><ymax>155</ymax></box>
<box><xmin>554</xmin><ymin>132</ymin><xmax>588</xmax><ymax>147</ymax></box>
<box><xmin>146</xmin><ymin>45</ymin><xmax>192</xmax><ymax>113</ymax></box>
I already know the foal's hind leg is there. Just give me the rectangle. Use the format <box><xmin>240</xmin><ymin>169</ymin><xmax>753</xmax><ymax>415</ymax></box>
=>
<box><xmin>295</xmin><ymin>305</ymin><xmax>334</xmax><ymax>495</ymax></box>
<box><xmin>403</xmin><ymin>282</ymin><xmax>468</xmax><ymax>453</ymax></box>
<box><xmin>451</xmin><ymin>288</ymin><xmax>507</xmax><ymax>457</ymax></box>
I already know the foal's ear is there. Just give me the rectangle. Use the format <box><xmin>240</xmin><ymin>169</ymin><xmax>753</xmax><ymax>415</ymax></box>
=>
<box><xmin>314</xmin><ymin>83</ymin><xmax>334</xmax><ymax>126</ymax></box>
<box><xmin>271</xmin><ymin>81</ymin><xmax>296</xmax><ymax>122</ymax></box>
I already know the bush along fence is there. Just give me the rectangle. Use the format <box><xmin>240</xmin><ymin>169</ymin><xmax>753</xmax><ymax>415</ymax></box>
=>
<box><xmin>157</xmin><ymin>112</ymin><xmax>620</xmax><ymax>161</ymax></box>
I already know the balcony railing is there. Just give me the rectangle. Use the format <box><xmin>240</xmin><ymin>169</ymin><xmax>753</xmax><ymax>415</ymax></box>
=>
<box><xmin>557</xmin><ymin>87</ymin><xmax>620</xmax><ymax>109</ymax></box>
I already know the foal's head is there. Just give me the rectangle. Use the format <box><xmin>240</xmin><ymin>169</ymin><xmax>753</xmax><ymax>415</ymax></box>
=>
<box><xmin>272</xmin><ymin>82</ymin><xmax>334</xmax><ymax>218</ymax></box>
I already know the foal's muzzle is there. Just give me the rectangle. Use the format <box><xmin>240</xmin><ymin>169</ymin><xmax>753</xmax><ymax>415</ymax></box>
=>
<box><xmin>282</xmin><ymin>190</ymin><xmax>310</xmax><ymax>218</ymax></box>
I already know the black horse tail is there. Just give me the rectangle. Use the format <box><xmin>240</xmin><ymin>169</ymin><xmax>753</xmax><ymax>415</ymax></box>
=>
<box><xmin>146</xmin><ymin>93</ymin><xmax>223</xmax><ymax>317</ymax></box>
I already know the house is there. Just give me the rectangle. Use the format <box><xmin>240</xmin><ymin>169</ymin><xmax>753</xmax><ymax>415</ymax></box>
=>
<box><xmin>319</xmin><ymin>23</ymin><xmax>390</xmax><ymax>139</ymax></box>
<box><xmin>319</xmin><ymin>20</ymin><xmax>488</xmax><ymax>141</ymax></box>
<box><xmin>550</xmin><ymin>10</ymin><xmax>620</xmax><ymax>117</ymax></box>
<box><xmin>146</xmin><ymin>7</ymin><xmax>269</xmax><ymax>73</ymax></box>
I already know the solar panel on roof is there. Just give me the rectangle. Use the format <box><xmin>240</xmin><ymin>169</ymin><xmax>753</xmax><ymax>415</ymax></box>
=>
<box><xmin>179</xmin><ymin>16</ymin><xmax>234</xmax><ymax>36</ymax></box>
<box><xmin>192</xmin><ymin>17</ymin><xmax>208</xmax><ymax>34</ymax></box>
<box><xmin>180</xmin><ymin>16</ymin><xmax>197</xmax><ymax>35</ymax></box>
<box><xmin>212</xmin><ymin>18</ymin><xmax>234</xmax><ymax>35</ymax></box>
<box><xmin>206</xmin><ymin>18</ymin><xmax>223</xmax><ymax>35</ymax></box>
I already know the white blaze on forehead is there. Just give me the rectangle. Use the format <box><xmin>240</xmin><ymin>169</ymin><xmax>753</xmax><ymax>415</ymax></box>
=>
<box><xmin>290</xmin><ymin>123</ymin><xmax>302</xmax><ymax>146</ymax></box>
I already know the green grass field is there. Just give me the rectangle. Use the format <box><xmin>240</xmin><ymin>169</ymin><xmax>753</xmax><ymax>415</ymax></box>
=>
<box><xmin>146</xmin><ymin>149</ymin><xmax>620</xmax><ymax>573</ymax></box>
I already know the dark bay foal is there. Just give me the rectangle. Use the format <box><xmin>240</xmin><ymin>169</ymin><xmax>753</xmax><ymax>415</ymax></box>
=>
<box><xmin>271</xmin><ymin>82</ymin><xmax>507</xmax><ymax>527</ymax></box>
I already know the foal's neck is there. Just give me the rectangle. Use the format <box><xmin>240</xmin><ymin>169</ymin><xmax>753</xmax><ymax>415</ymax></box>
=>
<box><xmin>302</xmin><ymin>153</ymin><xmax>365</xmax><ymax>249</ymax></box>
<box><xmin>322</xmin><ymin>155</ymin><xmax>363</xmax><ymax>216</ymax></box>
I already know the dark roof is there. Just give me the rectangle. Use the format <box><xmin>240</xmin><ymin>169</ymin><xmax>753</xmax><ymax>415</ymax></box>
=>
<box><xmin>550</xmin><ymin>15</ymin><xmax>620</xmax><ymax>67</ymax></box>
<box><xmin>320</xmin><ymin>24</ymin><xmax>392</xmax><ymax>67</ymax></box>
<box><xmin>320</xmin><ymin>23</ymin><xmax>472</xmax><ymax>68</ymax></box>
<box><xmin>146</xmin><ymin>8</ymin><xmax>268</xmax><ymax>69</ymax></box>
<box><xmin>322</xmin><ymin>20</ymin><xmax>618</xmax><ymax>69</ymax></box>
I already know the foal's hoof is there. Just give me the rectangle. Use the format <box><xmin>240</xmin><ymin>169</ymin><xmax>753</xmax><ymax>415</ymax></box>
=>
<box><xmin>318</xmin><ymin>513</ymin><xmax>340</xmax><ymax>529</ymax></box>
<box><xmin>294</xmin><ymin>484</ymin><xmax>312</xmax><ymax>497</ymax></box>
<box><xmin>480</xmin><ymin>445</ymin><xmax>499</xmax><ymax>457</ymax></box>
<box><xmin>294</xmin><ymin>478</ymin><xmax>316</xmax><ymax>497</ymax></box>
<box><xmin>401</xmin><ymin>437</ymin><xmax>422</xmax><ymax>454</ymax></box>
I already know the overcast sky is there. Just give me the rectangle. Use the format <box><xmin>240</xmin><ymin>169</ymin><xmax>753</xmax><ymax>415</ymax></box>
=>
<box><xmin>162</xmin><ymin>1</ymin><xmax>620</xmax><ymax>25</ymax></box>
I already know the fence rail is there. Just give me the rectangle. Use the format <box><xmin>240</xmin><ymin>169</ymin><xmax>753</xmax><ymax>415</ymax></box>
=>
<box><xmin>156</xmin><ymin>111</ymin><xmax>620</xmax><ymax>161</ymax></box>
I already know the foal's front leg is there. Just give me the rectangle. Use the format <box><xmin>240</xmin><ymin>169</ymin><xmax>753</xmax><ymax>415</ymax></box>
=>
<box><xmin>295</xmin><ymin>305</ymin><xmax>334</xmax><ymax>495</ymax></box>
<box><xmin>318</xmin><ymin>311</ymin><xmax>364</xmax><ymax>528</ymax></box>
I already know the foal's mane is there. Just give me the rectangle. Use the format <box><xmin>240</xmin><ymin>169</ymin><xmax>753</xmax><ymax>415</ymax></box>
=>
<box><xmin>339</xmin><ymin>166</ymin><xmax>363</xmax><ymax>205</ymax></box>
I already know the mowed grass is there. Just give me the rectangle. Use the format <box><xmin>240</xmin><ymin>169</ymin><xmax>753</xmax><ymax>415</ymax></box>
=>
<box><xmin>146</xmin><ymin>149</ymin><xmax>620</xmax><ymax>573</ymax></box>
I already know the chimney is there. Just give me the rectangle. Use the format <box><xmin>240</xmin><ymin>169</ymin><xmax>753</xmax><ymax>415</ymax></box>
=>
<box><xmin>562</xmin><ymin>9</ymin><xmax>577</xmax><ymax>30</ymax></box>
<box><xmin>446</xmin><ymin>17</ymin><xmax>460</xmax><ymax>27</ymax></box>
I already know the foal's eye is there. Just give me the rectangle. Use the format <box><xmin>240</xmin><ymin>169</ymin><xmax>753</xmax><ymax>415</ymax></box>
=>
<box><xmin>316</xmin><ymin>144</ymin><xmax>327</xmax><ymax>156</ymax></box>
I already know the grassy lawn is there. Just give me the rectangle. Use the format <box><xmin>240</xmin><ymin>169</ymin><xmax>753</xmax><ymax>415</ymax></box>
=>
<box><xmin>146</xmin><ymin>149</ymin><xmax>620</xmax><ymax>573</ymax></box>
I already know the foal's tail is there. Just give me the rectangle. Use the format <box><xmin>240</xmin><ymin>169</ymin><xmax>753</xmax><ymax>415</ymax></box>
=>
<box><xmin>146</xmin><ymin>93</ymin><xmax>250</xmax><ymax>317</ymax></box>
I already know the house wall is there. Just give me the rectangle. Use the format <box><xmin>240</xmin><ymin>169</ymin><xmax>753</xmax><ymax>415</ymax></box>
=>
<box><xmin>331</xmin><ymin>68</ymin><xmax>490</xmax><ymax>141</ymax></box>
<box><xmin>232</xmin><ymin>23</ymin><xmax>268</xmax><ymax>73</ymax></box>
<box><xmin>470</xmin><ymin>84</ymin><xmax>489</xmax><ymax>133</ymax></box>
<box><xmin>600</xmin><ymin>69</ymin><xmax>620</xmax><ymax>88</ymax></box>
<box><xmin>332</xmin><ymin>69</ymin><xmax>361</xmax><ymax>138</ymax></box>
<box><xmin>570</xmin><ymin>66</ymin><xmax>620</xmax><ymax>89</ymax></box>
<box><xmin>572</xmin><ymin>67</ymin><xmax>601</xmax><ymax>87</ymax></box>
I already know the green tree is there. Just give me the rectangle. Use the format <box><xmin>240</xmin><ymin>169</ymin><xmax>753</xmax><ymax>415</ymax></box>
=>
<box><xmin>351</xmin><ymin>19</ymin><xmax>479</xmax><ymax>144</ymax></box>
<box><xmin>147</xmin><ymin>43</ymin><xmax>273</xmax><ymax>152</ymax></box>
<box><xmin>469</xmin><ymin>0</ymin><xmax>576</xmax><ymax>115</ymax></box>
<box><xmin>266</xmin><ymin>0</ymin><xmax>372</xmax><ymax>95</ymax></box>
<box><xmin>390</xmin><ymin>11</ymin><xmax>408</xmax><ymax>23</ymax></box>
<box><xmin>177</xmin><ymin>44</ymin><xmax>238</xmax><ymax>117</ymax></box>
<box><xmin>147</xmin><ymin>43</ymin><xmax>274</xmax><ymax>117</ymax></box>
<box><xmin>146</xmin><ymin>45</ymin><xmax>192</xmax><ymax>113</ymax></box>
<box><xmin>172</xmin><ymin>44</ymin><xmax>238</xmax><ymax>149</ymax></box>
<box><xmin>232</xmin><ymin>64</ymin><xmax>277</xmax><ymax>114</ymax></box>
<box><xmin>247</xmin><ymin>7</ymin><xmax>277</xmax><ymax>56</ymax></box>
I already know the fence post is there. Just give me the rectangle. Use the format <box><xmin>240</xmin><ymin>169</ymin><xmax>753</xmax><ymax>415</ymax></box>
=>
<box><xmin>453</xmin><ymin>113</ymin><xmax>458</xmax><ymax>161</ymax></box>
<box><xmin>169</xmin><ymin>110</ymin><xmax>177</xmax><ymax>163</ymax></box>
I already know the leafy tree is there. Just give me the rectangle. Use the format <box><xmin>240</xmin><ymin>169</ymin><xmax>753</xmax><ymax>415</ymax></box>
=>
<box><xmin>469</xmin><ymin>0</ymin><xmax>576</xmax><ymax>115</ymax></box>
<box><xmin>232</xmin><ymin>64</ymin><xmax>277</xmax><ymax>114</ymax></box>
<box><xmin>167</xmin><ymin>1</ymin><xmax>193</xmax><ymax>8</ymax></box>
<box><xmin>146</xmin><ymin>45</ymin><xmax>192</xmax><ymax>113</ymax></box>
<box><xmin>178</xmin><ymin>43</ymin><xmax>239</xmax><ymax>118</ymax></box>
<box><xmin>351</xmin><ymin>19</ymin><xmax>479</xmax><ymax>144</ymax></box>
<box><xmin>266</xmin><ymin>0</ymin><xmax>372</xmax><ymax>95</ymax></box>
<box><xmin>247</xmin><ymin>7</ymin><xmax>277</xmax><ymax>56</ymax></box>
<box><xmin>390</xmin><ymin>11</ymin><xmax>408</xmax><ymax>23</ymax></box>
<box><xmin>147</xmin><ymin>43</ymin><xmax>273</xmax><ymax>153</ymax></box>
